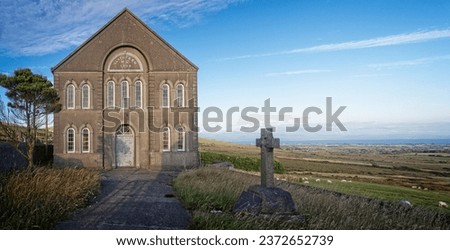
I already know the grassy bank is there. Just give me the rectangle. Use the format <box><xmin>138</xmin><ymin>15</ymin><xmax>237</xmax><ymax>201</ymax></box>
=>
<box><xmin>0</xmin><ymin>167</ymin><xmax>100</xmax><ymax>229</ymax></box>
<box><xmin>174</xmin><ymin>168</ymin><xmax>450</xmax><ymax>229</ymax></box>
<box><xmin>201</xmin><ymin>151</ymin><xmax>284</xmax><ymax>173</ymax></box>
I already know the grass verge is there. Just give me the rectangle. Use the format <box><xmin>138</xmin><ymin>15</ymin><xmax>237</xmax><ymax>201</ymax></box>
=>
<box><xmin>200</xmin><ymin>151</ymin><xmax>284</xmax><ymax>173</ymax></box>
<box><xmin>174</xmin><ymin>167</ymin><xmax>450</xmax><ymax>229</ymax></box>
<box><xmin>0</xmin><ymin>167</ymin><xmax>100</xmax><ymax>229</ymax></box>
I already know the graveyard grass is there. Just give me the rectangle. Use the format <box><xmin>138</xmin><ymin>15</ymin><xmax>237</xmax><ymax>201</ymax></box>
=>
<box><xmin>173</xmin><ymin>138</ymin><xmax>450</xmax><ymax>229</ymax></box>
<box><xmin>0</xmin><ymin>167</ymin><xmax>100</xmax><ymax>229</ymax></box>
<box><xmin>174</xmin><ymin>168</ymin><xmax>450</xmax><ymax>230</ymax></box>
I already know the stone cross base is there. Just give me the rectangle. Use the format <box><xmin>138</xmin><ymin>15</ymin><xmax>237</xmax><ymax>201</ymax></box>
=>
<box><xmin>233</xmin><ymin>185</ymin><xmax>297</xmax><ymax>215</ymax></box>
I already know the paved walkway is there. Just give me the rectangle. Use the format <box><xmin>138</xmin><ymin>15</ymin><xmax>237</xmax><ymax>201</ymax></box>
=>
<box><xmin>56</xmin><ymin>168</ymin><xmax>191</xmax><ymax>230</ymax></box>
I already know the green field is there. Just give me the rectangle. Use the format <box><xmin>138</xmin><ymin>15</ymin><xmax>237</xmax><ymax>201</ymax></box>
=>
<box><xmin>199</xmin><ymin>138</ymin><xmax>450</xmax><ymax>211</ymax></box>
<box><xmin>301</xmin><ymin>179</ymin><xmax>449</xmax><ymax>209</ymax></box>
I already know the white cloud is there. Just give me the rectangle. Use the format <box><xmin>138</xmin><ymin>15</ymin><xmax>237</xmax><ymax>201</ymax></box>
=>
<box><xmin>368</xmin><ymin>54</ymin><xmax>450</xmax><ymax>69</ymax></box>
<box><xmin>265</xmin><ymin>69</ymin><xmax>331</xmax><ymax>77</ymax></box>
<box><xmin>0</xmin><ymin>0</ymin><xmax>244</xmax><ymax>56</ymax></box>
<box><xmin>289</xmin><ymin>30</ymin><xmax>450</xmax><ymax>53</ymax></box>
<box><xmin>222</xmin><ymin>29</ymin><xmax>450</xmax><ymax>60</ymax></box>
<box><xmin>351</xmin><ymin>73</ymin><xmax>391</xmax><ymax>78</ymax></box>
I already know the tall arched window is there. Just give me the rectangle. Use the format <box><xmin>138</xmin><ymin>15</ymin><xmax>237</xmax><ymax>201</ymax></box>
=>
<box><xmin>135</xmin><ymin>80</ymin><xmax>142</xmax><ymax>108</ymax></box>
<box><xmin>81</xmin><ymin>84</ymin><xmax>90</xmax><ymax>109</ymax></box>
<box><xmin>162</xmin><ymin>127</ymin><xmax>170</xmax><ymax>151</ymax></box>
<box><xmin>176</xmin><ymin>84</ymin><xmax>184</xmax><ymax>107</ymax></box>
<box><xmin>81</xmin><ymin>128</ymin><xmax>90</xmax><ymax>153</ymax></box>
<box><xmin>67</xmin><ymin>128</ymin><xmax>75</xmax><ymax>153</ymax></box>
<box><xmin>177</xmin><ymin>127</ymin><xmax>185</xmax><ymax>151</ymax></box>
<box><xmin>162</xmin><ymin>83</ymin><xmax>169</xmax><ymax>108</ymax></box>
<box><xmin>67</xmin><ymin>84</ymin><xmax>75</xmax><ymax>109</ymax></box>
<box><xmin>121</xmin><ymin>80</ymin><xmax>129</xmax><ymax>108</ymax></box>
<box><xmin>107</xmin><ymin>81</ymin><xmax>115</xmax><ymax>108</ymax></box>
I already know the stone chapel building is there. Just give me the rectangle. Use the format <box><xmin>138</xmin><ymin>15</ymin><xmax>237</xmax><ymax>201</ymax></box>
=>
<box><xmin>52</xmin><ymin>9</ymin><xmax>199</xmax><ymax>169</ymax></box>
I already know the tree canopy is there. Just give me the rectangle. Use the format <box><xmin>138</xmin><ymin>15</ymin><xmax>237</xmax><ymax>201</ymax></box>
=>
<box><xmin>0</xmin><ymin>68</ymin><xmax>61</xmax><ymax>168</ymax></box>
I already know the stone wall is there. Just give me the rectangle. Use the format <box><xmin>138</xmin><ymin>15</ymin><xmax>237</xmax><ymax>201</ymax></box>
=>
<box><xmin>0</xmin><ymin>143</ymin><xmax>53</xmax><ymax>171</ymax></box>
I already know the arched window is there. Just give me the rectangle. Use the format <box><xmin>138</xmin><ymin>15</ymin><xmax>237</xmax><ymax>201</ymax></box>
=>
<box><xmin>135</xmin><ymin>80</ymin><xmax>142</xmax><ymax>108</ymax></box>
<box><xmin>81</xmin><ymin>84</ymin><xmax>90</xmax><ymax>109</ymax></box>
<box><xmin>67</xmin><ymin>128</ymin><xmax>75</xmax><ymax>153</ymax></box>
<box><xmin>121</xmin><ymin>80</ymin><xmax>129</xmax><ymax>108</ymax></box>
<box><xmin>116</xmin><ymin>124</ymin><xmax>133</xmax><ymax>135</ymax></box>
<box><xmin>176</xmin><ymin>84</ymin><xmax>184</xmax><ymax>107</ymax></box>
<box><xmin>177</xmin><ymin>127</ymin><xmax>185</xmax><ymax>151</ymax></box>
<box><xmin>81</xmin><ymin>128</ymin><xmax>90</xmax><ymax>153</ymax></box>
<box><xmin>162</xmin><ymin>83</ymin><xmax>169</xmax><ymax>108</ymax></box>
<box><xmin>162</xmin><ymin>127</ymin><xmax>170</xmax><ymax>151</ymax></box>
<box><xmin>67</xmin><ymin>84</ymin><xmax>75</xmax><ymax>109</ymax></box>
<box><xmin>107</xmin><ymin>81</ymin><xmax>115</xmax><ymax>108</ymax></box>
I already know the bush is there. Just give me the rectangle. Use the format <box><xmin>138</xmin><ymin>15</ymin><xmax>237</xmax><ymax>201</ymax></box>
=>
<box><xmin>200</xmin><ymin>151</ymin><xmax>284</xmax><ymax>174</ymax></box>
<box><xmin>33</xmin><ymin>144</ymin><xmax>53</xmax><ymax>165</ymax></box>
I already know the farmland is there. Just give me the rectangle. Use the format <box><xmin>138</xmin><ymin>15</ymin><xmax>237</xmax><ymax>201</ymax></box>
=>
<box><xmin>199</xmin><ymin>138</ymin><xmax>450</xmax><ymax>210</ymax></box>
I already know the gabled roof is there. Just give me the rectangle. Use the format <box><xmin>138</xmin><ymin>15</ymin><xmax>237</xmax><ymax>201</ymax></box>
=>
<box><xmin>52</xmin><ymin>8</ymin><xmax>198</xmax><ymax>72</ymax></box>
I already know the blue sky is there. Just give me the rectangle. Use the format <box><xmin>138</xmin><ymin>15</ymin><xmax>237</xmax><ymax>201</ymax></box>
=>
<box><xmin>1</xmin><ymin>0</ymin><xmax>450</xmax><ymax>141</ymax></box>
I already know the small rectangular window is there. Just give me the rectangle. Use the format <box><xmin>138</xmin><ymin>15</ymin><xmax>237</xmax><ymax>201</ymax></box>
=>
<box><xmin>107</xmin><ymin>81</ymin><xmax>115</xmax><ymax>108</ymax></box>
<box><xmin>177</xmin><ymin>127</ymin><xmax>185</xmax><ymax>151</ymax></box>
<box><xmin>67</xmin><ymin>129</ymin><xmax>75</xmax><ymax>153</ymax></box>
<box><xmin>82</xmin><ymin>128</ymin><xmax>89</xmax><ymax>153</ymax></box>
<box><xmin>135</xmin><ymin>81</ymin><xmax>142</xmax><ymax>108</ymax></box>
<box><xmin>82</xmin><ymin>85</ymin><xmax>89</xmax><ymax>109</ymax></box>
<box><xmin>162</xmin><ymin>84</ymin><xmax>169</xmax><ymax>107</ymax></box>
<box><xmin>67</xmin><ymin>85</ymin><xmax>75</xmax><ymax>109</ymax></box>
<box><xmin>121</xmin><ymin>81</ymin><xmax>129</xmax><ymax>108</ymax></box>
<box><xmin>162</xmin><ymin>127</ymin><xmax>170</xmax><ymax>151</ymax></box>
<box><xmin>176</xmin><ymin>84</ymin><xmax>184</xmax><ymax>107</ymax></box>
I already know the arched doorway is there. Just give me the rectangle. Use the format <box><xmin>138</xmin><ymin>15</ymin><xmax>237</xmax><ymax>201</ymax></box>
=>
<box><xmin>115</xmin><ymin>124</ymin><xmax>134</xmax><ymax>167</ymax></box>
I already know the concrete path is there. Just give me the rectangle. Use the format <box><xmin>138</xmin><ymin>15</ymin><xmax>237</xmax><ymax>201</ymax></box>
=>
<box><xmin>56</xmin><ymin>168</ymin><xmax>191</xmax><ymax>230</ymax></box>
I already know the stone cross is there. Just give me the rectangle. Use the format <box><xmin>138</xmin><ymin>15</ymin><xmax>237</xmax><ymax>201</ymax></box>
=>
<box><xmin>256</xmin><ymin>128</ymin><xmax>280</xmax><ymax>187</ymax></box>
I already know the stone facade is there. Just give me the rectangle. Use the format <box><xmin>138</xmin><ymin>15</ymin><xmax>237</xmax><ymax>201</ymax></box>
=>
<box><xmin>52</xmin><ymin>9</ymin><xmax>199</xmax><ymax>169</ymax></box>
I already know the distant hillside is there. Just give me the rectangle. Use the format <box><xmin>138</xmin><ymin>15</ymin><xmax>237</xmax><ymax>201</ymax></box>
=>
<box><xmin>0</xmin><ymin>123</ymin><xmax>53</xmax><ymax>144</ymax></box>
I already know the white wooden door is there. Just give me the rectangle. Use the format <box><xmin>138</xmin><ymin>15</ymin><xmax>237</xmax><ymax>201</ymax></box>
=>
<box><xmin>115</xmin><ymin>125</ymin><xmax>134</xmax><ymax>167</ymax></box>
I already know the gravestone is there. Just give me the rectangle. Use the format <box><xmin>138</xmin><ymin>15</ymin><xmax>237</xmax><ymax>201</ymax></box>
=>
<box><xmin>233</xmin><ymin>128</ymin><xmax>296</xmax><ymax>215</ymax></box>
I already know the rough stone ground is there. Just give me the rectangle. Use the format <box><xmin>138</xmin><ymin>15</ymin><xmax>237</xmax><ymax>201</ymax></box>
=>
<box><xmin>56</xmin><ymin>168</ymin><xmax>190</xmax><ymax>230</ymax></box>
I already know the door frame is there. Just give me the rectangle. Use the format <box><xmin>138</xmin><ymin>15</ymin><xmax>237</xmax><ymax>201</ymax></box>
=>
<box><xmin>114</xmin><ymin>124</ymin><xmax>135</xmax><ymax>167</ymax></box>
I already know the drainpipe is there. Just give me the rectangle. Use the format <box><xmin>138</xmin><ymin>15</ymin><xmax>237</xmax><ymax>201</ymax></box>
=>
<box><xmin>102</xmin><ymin>73</ymin><xmax>105</xmax><ymax>169</ymax></box>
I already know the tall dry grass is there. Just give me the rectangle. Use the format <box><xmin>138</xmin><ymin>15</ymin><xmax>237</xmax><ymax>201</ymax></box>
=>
<box><xmin>174</xmin><ymin>167</ymin><xmax>450</xmax><ymax>230</ymax></box>
<box><xmin>0</xmin><ymin>167</ymin><xmax>100</xmax><ymax>229</ymax></box>
<box><xmin>282</xmin><ymin>183</ymin><xmax>449</xmax><ymax>229</ymax></box>
<box><xmin>174</xmin><ymin>167</ymin><xmax>257</xmax><ymax>212</ymax></box>
<box><xmin>174</xmin><ymin>167</ymin><xmax>306</xmax><ymax>229</ymax></box>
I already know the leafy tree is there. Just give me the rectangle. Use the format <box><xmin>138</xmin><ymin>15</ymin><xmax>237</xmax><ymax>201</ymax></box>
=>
<box><xmin>0</xmin><ymin>68</ymin><xmax>61</xmax><ymax>169</ymax></box>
